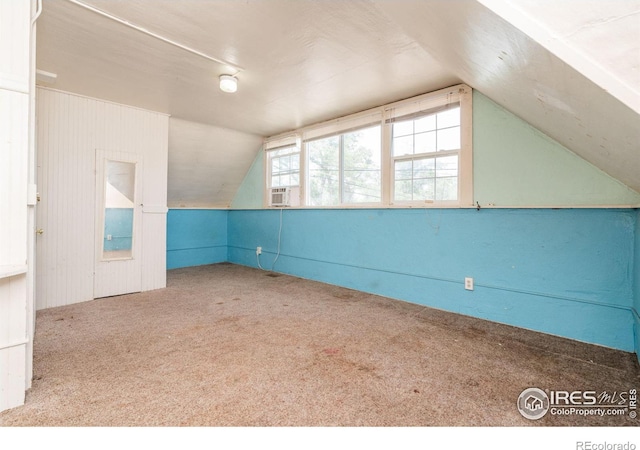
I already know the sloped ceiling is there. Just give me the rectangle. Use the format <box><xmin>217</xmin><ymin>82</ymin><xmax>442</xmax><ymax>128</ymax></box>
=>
<box><xmin>35</xmin><ymin>0</ymin><xmax>640</xmax><ymax>207</ymax></box>
<box><xmin>168</xmin><ymin>119</ymin><xmax>262</xmax><ymax>208</ymax></box>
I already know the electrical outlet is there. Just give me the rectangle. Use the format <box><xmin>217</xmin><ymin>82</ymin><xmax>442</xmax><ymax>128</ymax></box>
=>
<box><xmin>106</xmin><ymin>234</ymin><xmax>112</xmax><ymax>241</ymax></box>
<box><xmin>256</xmin><ymin>246</ymin><xmax>262</xmax><ymax>255</ymax></box>
<box><xmin>465</xmin><ymin>277</ymin><xmax>474</xmax><ymax>291</ymax></box>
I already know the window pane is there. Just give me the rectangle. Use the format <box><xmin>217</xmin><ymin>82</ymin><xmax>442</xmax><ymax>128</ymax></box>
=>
<box><xmin>280</xmin><ymin>155</ymin><xmax>290</xmax><ymax>171</ymax></box>
<box><xmin>413</xmin><ymin>157</ymin><xmax>435</xmax><ymax>179</ymax></box>
<box><xmin>393</xmin><ymin>120</ymin><xmax>413</xmax><ymax>137</ymax></box>
<box><xmin>343</xmin><ymin>126</ymin><xmax>381</xmax><ymax>203</ymax></box>
<box><xmin>437</xmin><ymin>126</ymin><xmax>460</xmax><ymax>151</ymax></box>
<box><xmin>291</xmin><ymin>155</ymin><xmax>299</xmax><ymax>170</ymax></box>
<box><xmin>308</xmin><ymin>136</ymin><xmax>340</xmax><ymax>206</ymax></box>
<box><xmin>393</xmin><ymin>135</ymin><xmax>413</xmax><ymax>157</ymax></box>
<box><xmin>269</xmin><ymin>146</ymin><xmax>300</xmax><ymax>188</ymax></box>
<box><xmin>414</xmin><ymin>131</ymin><xmax>436</xmax><ymax>154</ymax></box>
<box><xmin>395</xmin><ymin>179</ymin><xmax>413</xmax><ymax>201</ymax></box>
<box><xmin>394</xmin><ymin>155</ymin><xmax>459</xmax><ymax>202</ymax></box>
<box><xmin>413</xmin><ymin>177</ymin><xmax>435</xmax><ymax>200</ymax></box>
<box><xmin>436</xmin><ymin>155</ymin><xmax>458</xmax><ymax>178</ymax></box>
<box><xmin>271</xmin><ymin>157</ymin><xmax>280</xmax><ymax>173</ymax></box>
<box><xmin>395</xmin><ymin>160</ymin><xmax>413</xmax><ymax>181</ymax></box>
<box><xmin>435</xmin><ymin>155</ymin><xmax>458</xmax><ymax>201</ymax></box>
<box><xmin>436</xmin><ymin>177</ymin><xmax>458</xmax><ymax>201</ymax></box>
<box><xmin>437</xmin><ymin>106</ymin><xmax>460</xmax><ymax>128</ymax></box>
<box><xmin>415</xmin><ymin>114</ymin><xmax>436</xmax><ymax>133</ymax></box>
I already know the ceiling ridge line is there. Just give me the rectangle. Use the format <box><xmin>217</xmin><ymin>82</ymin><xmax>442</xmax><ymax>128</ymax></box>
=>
<box><xmin>64</xmin><ymin>0</ymin><xmax>244</xmax><ymax>74</ymax></box>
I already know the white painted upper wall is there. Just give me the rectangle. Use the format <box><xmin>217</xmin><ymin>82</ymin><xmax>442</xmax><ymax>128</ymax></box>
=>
<box><xmin>35</xmin><ymin>87</ymin><xmax>169</xmax><ymax>309</ymax></box>
<box><xmin>168</xmin><ymin>118</ymin><xmax>263</xmax><ymax>208</ymax></box>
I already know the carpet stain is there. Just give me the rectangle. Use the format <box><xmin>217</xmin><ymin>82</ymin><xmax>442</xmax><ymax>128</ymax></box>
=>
<box><xmin>323</xmin><ymin>348</ymin><xmax>341</xmax><ymax>355</ymax></box>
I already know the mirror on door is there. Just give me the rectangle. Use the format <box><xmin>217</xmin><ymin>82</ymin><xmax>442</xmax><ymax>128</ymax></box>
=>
<box><xmin>102</xmin><ymin>160</ymin><xmax>136</xmax><ymax>260</ymax></box>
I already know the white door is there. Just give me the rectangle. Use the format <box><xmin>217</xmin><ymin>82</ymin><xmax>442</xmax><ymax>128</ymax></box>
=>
<box><xmin>94</xmin><ymin>150</ymin><xmax>143</xmax><ymax>298</ymax></box>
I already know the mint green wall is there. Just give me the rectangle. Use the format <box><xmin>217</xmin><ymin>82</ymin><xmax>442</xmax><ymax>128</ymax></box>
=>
<box><xmin>230</xmin><ymin>149</ymin><xmax>264</xmax><ymax>209</ymax></box>
<box><xmin>473</xmin><ymin>91</ymin><xmax>640</xmax><ymax>207</ymax></box>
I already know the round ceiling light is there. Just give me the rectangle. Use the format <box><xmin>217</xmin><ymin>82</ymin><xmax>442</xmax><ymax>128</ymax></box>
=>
<box><xmin>219</xmin><ymin>74</ymin><xmax>238</xmax><ymax>93</ymax></box>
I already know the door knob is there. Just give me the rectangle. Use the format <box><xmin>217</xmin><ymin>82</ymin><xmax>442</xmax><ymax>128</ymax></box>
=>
<box><xmin>36</xmin><ymin>229</ymin><xmax>44</xmax><ymax>235</ymax></box>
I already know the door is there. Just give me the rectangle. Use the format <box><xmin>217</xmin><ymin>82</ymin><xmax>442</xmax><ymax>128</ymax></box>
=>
<box><xmin>94</xmin><ymin>150</ymin><xmax>143</xmax><ymax>298</ymax></box>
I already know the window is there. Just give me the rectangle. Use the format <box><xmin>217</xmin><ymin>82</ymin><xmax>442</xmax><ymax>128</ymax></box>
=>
<box><xmin>307</xmin><ymin>125</ymin><xmax>381</xmax><ymax>206</ymax></box>
<box><xmin>391</xmin><ymin>105</ymin><xmax>461</xmax><ymax>203</ymax></box>
<box><xmin>269</xmin><ymin>145</ymin><xmax>300</xmax><ymax>188</ymax></box>
<box><xmin>263</xmin><ymin>84</ymin><xmax>472</xmax><ymax>208</ymax></box>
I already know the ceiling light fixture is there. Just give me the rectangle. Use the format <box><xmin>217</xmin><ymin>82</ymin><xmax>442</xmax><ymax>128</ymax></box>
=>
<box><xmin>219</xmin><ymin>75</ymin><xmax>238</xmax><ymax>93</ymax></box>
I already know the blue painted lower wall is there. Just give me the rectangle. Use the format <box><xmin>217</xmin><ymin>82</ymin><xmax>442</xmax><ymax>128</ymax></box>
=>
<box><xmin>167</xmin><ymin>209</ymin><xmax>228</xmax><ymax>269</ymax></box>
<box><xmin>226</xmin><ymin>208</ymin><xmax>636</xmax><ymax>352</ymax></box>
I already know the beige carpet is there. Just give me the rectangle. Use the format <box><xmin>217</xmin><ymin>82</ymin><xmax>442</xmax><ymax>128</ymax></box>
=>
<box><xmin>1</xmin><ymin>263</ymin><xmax>638</xmax><ymax>426</ymax></box>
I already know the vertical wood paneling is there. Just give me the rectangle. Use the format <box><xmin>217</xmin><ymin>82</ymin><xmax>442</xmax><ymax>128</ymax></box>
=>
<box><xmin>36</xmin><ymin>88</ymin><xmax>168</xmax><ymax>309</ymax></box>
<box><xmin>0</xmin><ymin>90</ymin><xmax>28</xmax><ymax>266</ymax></box>
<box><xmin>0</xmin><ymin>0</ymin><xmax>30</xmax><ymax>93</ymax></box>
<box><xmin>0</xmin><ymin>0</ymin><xmax>31</xmax><ymax>413</ymax></box>
<box><xmin>0</xmin><ymin>276</ymin><xmax>28</xmax><ymax>411</ymax></box>
<box><xmin>36</xmin><ymin>89</ymin><xmax>95</xmax><ymax>309</ymax></box>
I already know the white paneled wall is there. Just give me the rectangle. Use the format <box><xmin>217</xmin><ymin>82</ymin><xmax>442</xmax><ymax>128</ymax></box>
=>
<box><xmin>36</xmin><ymin>88</ymin><xmax>169</xmax><ymax>309</ymax></box>
<box><xmin>0</xmin><ymin>0</ymin><xmax>31</xmax><ymax>412</ymax></box>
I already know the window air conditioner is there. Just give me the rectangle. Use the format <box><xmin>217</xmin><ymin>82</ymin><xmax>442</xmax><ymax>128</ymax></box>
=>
<box><xmin>270</xmin><ymin>187</ymin><xmax>290</xmax><ymax>207</ymax></box>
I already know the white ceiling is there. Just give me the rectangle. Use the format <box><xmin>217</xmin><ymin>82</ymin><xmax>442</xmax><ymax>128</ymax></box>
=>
<box><xmin>35</xmin><ymin>0</ymin><xmax>640</xmax><ymax>206</ymax></box>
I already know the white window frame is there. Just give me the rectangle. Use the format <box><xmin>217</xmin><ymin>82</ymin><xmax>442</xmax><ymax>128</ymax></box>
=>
<box><xmin>305</xmin><ymin>124</ymin><xmax>383</xmax><ymax>207</ymax></box>
<box><xmin>263</xmin><ymin>134</ymin><xmax>302</xmax><ymax>208</ymax></box>
<box><xmin>263</xmin><ymin>84</ymin><xmax>473</xmax><ymax>209</ymax></box>
<box><xmin>388</xmin><ymin>104</ymin><xmax>462</xmax><ymax>206</ymax></box>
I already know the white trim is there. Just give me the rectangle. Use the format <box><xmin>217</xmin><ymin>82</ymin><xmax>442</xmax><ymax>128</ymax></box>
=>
<box><xmin>303</xmin><ymin>110</ymin><xmax>383</xmax><ymax>142</ymax></box>
<box><xmin>142</xmin><ymin>205</ymin><xmax>168</xmax><ymax>214</ymax></box>
<box><xmin>0</xmin><ymin>265</ymin><xmax>28</xmax><ymax>280</ymax></box>
<box><xmin>264</xmin><ymin>134</ymin><xmax>298</xmax><ymax>150</ymax></box>
<box><xmin>0</xmin><ymin>338</ymin><xmax>29</xmax><ymax>351</ymax></box>
<box><xmin>36</xmin><ymin>86</ymin><xmax>171</xmax><ymax>117</ymax></box>
<box><xmin>0</xmin><ymin>77</ymin><xmax>29</xmax><ymax>94</ymax></box>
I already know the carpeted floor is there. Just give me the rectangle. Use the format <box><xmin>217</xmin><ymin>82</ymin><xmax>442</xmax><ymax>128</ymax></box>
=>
<box><xmin>1</xmin><ymin>263</ymin><xmax>638</xmax><ymax>426</ymax></box>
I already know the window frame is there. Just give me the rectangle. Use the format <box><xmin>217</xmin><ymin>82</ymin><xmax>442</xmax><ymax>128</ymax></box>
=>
<box><xmin>263</xmin><ymin>84</ymin><xmax>473</xmax><ymax>209</ymax></box>
<box><xmin>305</xmin><ymin>123</ymin><xmax>383</xmax><ymax>207</ymax></box>
<box><xmin>267</xmin><ymin>144</ymin><xmax>301</xmax><ymax>189</ymax></box>
<box><xmin>389</xmin><ymin>103</ymin><xmax>464</xmax><ymax>206</ymax></box>
<box><xmin>263</xmin><ymin>135</ymin><xmax>302</xmax><ymax>208</ymax></box>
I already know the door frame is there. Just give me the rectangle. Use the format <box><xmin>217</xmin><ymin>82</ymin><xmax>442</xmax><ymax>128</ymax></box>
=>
<box><xmin>94</xmin><ymin>149</ymin><xmax>143</xmax><ymax>298</ymax></box>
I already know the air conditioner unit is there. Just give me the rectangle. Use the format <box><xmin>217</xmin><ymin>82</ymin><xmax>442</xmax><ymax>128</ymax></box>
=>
<box><xmin>270</xmin><ymin>187</ymin><xmax>290</xmax><ymax>207</ymax></box>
